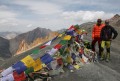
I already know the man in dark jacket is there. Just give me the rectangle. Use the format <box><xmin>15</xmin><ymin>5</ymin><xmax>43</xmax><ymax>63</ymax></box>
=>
<box><xmin>100</xmin><ymin>20</ymin><xmax>118</xmax><ymax>62</ymax></box>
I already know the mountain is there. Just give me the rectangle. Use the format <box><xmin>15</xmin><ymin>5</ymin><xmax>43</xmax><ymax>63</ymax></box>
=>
<box><xmin>0</xmin><ymin>27</ymin><xmax>58</xmax><ymax>59</ymax></box>
<box><xmin>9</xmin><ymin>27</ymin><xmax>58</xmax><ymax>55</ymax></box>
<box><xmin>57</xmin><ymin>28</ymin><xmax>66</xmax><ymax>33</ymax></box>
<box><xmin>109</xmin><ymin>14</ymin><xmax>120</xmax><ymax>27</ymax></box>
<box><xmin>0</xmin><ymin>37</ymin><xmax>11</xmax><ymax>58</ymax></box>
<box><xmin>0</xmin><ymin>32</ymin><xmax>20</xmax><ymax>39</ymax></box>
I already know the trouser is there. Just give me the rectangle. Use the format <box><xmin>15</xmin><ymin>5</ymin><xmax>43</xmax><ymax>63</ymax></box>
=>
<box><xmin>101</xmin><ymin>41</ymin><xmax>111</xmax><ymax>60</ymax></box>
<box><xmin>91</xmin><ymin>38</ymin><xmax>101</xmax><ymax>57</ymax></box>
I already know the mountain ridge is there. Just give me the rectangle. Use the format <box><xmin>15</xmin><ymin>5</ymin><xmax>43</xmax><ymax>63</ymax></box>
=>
<box><xmin>0</xmin><ymin>27</ymin><xmax>58</xmax><ymax>59</ymax></box>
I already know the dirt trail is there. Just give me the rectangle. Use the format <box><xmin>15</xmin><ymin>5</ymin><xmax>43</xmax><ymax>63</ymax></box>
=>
<box><xmin>53</xmin><ymin>62</ymin><xmax>120</xmax><ymax>81</ymax></box>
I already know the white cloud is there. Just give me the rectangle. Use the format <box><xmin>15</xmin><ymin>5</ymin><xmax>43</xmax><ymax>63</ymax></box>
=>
<box><xmin>0</xmin><ymin>5</ymin><xmax>17</xmax><ymax>19</ymax></box>
<box><xmin>62</xmin><ymin>11</ymin><xmax>114</xmax><ymax>22</ymax></box>
<box><xmin>11</xmin><ymin>23</ymin><xmax>18</xmax><ymax>26</ymax></box>
<box><xmin>13</xmin><ymin>1</ymin><xmax>63</xmax><ymax>15</ymax></box>
<box><xmin>27</xmin><ymin>24</ymin><xmax>33</xmax><ymax>28</ymax></box>
<box><xmin>0</xmin><ymin>19</ymin><xmax>8</xmax><ymax>24</ymax></box>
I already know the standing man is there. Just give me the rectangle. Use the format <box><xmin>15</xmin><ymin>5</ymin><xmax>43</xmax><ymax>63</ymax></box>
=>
<box><xmin>100</xmin><ymin>20</ymin><xmax>118</xmax><ymax>62</ymax></box>
<box><xmin>92</xmin><ymin>19</ymin><xmax>105</xmax><ymax>59</ymax></box>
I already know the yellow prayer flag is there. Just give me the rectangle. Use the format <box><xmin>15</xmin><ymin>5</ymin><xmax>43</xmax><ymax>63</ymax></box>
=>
<box><xmin>63</xmin><ymin>35</ymin><xmax>71</xmax><ymax>40</ymax></box>
<box><xmin>21</xmin><ymin>55</ymin><xmax>35</xmax><ymax>68</ymax></box>
<box><xmin>74</xmin><ymin>65</ymin><xmax>80</xmax><ymax>70</ymax></box>
<box><xmin>58</xmin><ymin>34</ymin><xmax>63</xmax><ymax>37</ymax></box>
<box><xmin>32</xmin><ymin>58</ymin><xmax>42</xmax><ymax>71</ymax></box>
<box><xmin>66</xmin><ymin>55</ymin><xmax>73</xmax><ymax>63</ymax></box>
<box><xmin>76</xmin><ymin>30</ymin><xmax>82</xmax><ymax>34</ymax></box>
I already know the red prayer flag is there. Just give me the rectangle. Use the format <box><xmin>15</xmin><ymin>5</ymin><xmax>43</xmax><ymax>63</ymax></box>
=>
<box><xmin>79</xmin><ymin>48</ymin><xmax>84</xmax><ymax>54</ymax></box>
<box><xmin>40</xmin><ymin>40</ymin><xmax>52</xmax><ymax>49</ymax></box>
<box><xmin>54</xmin><ymin>44</ymin><xmax>62</xmax><ymax>49</ymax></box>
<box><xmin>39</xmin><ymin>45</ymin><xmax>46</xmax><ymax>49</ymax></box>
<box><xmin>13</xmin><ymin>71</ymin><xmax>26</xmax><ymax>81</ymax></box>
<box><xmin>57</xmin><ymin>58</ymin><xmax>63</xmax><ymax>65</ymax></box>
<box><xmin>68</xmin><ymin>25</ymin><xmax>76</xmax><ymax>30</ymax></box>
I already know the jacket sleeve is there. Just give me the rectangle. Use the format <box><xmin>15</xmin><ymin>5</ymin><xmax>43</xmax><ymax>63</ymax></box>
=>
<box><xmin>92</xmin><ymin>25</ymin><xmax>95</xmax><ymax>39</ymax></box>
<box><xmin>111</xmin><ymin>26</ymin><xmax>118</xmax><ymax>39</ymax></box>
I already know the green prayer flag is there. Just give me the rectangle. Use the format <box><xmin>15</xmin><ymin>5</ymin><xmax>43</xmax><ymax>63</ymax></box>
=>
<box><xmin>59</xmin><ymin>47</ymin><xmax>67</xmax><ymax>57</ymax></box>
<box><xmin>59</xmin><ymin>40</ymin><xmax>67</xmax><ymax>45</ymax></box>
<box><xmin>32</xmin><ymin>49</ymin><xmax>40</xmax><ymax>54</ymax></box>
<box><xmin>74</xmin><ymin>24</ymin><xmax>80</xmax><ymax>29</ymax></box>
<box><xmin>25</xmin><ymin>67</ymin><xmax>34</xmax><ymax>75</ymax></box>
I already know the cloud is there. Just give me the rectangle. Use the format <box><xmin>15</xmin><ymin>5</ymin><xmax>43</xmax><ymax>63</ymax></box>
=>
<box><xmin>0</xmin><ymin>19</ymin><xmax>8</xmax><ymax>24</ymax></box>
<box><xmin>13</xmin><ymin>0</ymin><xmax>63</xmax><ymax>15</ymax></box>
<box><xmin>27</xmin><ymin>24</ymin><xmax>33</xmax><ymax>28</ymax></box>
<box><xmin>0</xmin><ymin>0</ymin><xmax>118</xmax><ymax>32</ymax></box>
<box><xmin>0</xmin><ymin>5</ymin><xmax>20</xmax><ymax>29</ymax></box>
<box><xmin>62</xmin><ymin>11</ymin><xmax>114</xmax><ymax>22</ymax></box>
<box><xmin>0</xmin><ymin>5</ymin><xmax>17</xmax><ymax>19</ymax></box>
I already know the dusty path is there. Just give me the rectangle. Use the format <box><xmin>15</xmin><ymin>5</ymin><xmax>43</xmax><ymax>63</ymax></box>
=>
<box><xmin>53</xmin><ymin>62</ymin><xmax>120</xmax><ymax>81</ymax></box>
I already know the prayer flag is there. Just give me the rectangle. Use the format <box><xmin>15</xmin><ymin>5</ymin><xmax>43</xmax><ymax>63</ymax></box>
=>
<box><xmin>1</xmin><ymin>66</ymin><xmax>14</xmax><ymax>77</ymax></box>
<box><xmin>40</xmin><ymin>40</ymin><xmax>52</xmax><ymax>49</ymax></box>
<box><xmin>63</xmin><ymin>35</ymin><xmax>71</xmax><ymax>40</ymax></box>
<box><xmin>40</xmin><ymin>53</ymin><xmax>53</xmax><ymax>64</ymax></box>
<box><xmin>12</xmin><ymin>61</ymin><xmax>27</xmax><ymax>74</ymax></box>
<box><xmin>32</xmin><ymin>58</ymin><xmax>42</xmax><ymax>71</ymax></box>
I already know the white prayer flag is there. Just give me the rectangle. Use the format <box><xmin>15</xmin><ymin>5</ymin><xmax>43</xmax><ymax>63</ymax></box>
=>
<box><xmin>82</xmin><ymin>54</ymin><xmax>88</xmax><ymax>63</ymax></box>
<box><xmin>1</xmin><ymin>67</ymin><xmax>14</xmax><ymax>77</ymax></box>
<box><xmin>1</xmin><ymin>73</ymin><xmax>14</xmax><ymax>81</ymax></box>
<box><xmin>48</xmin><ymin>48</ymin><xmax>58</xmax><ymax>56</ymax></box>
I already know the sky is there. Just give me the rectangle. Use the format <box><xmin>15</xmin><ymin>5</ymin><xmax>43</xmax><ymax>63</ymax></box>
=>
<box><xmin>0</xmin><ymin>0</ymin><xmax>120</xmax><ymax>32</ymax></box>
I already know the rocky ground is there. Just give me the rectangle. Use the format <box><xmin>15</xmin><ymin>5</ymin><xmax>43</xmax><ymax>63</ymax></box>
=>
<box><xmin>53</xmin><ymin>62</ymin><xmax>120</xmax><ymax>81</ymax></box>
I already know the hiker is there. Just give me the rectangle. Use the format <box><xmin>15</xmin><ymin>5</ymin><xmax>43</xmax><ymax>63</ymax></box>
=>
<box><xmin>100</xmin><ymin>20</ymin><xmax>118</xmax><ymax>62</ymax></box>
<box><xmin>91</xmin><ymin>19</ymin><xmax>105</xmax><ymax>59</ymax></box>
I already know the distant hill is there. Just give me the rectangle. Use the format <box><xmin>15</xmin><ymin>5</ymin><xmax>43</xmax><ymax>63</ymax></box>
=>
<box><xmin>0</xmin><ymin>37</ymin><xmax>11</xmax><ymax>58</ymax></box>
<box><xmin>0</xmin><ymin>32</ymin><xmax>20</xmax><ymax>39</ymax></box>
<box><xmin>0</xmin><ymin>27</ymin><xmax>58</xmax><ymax>59</ymax></box>
<box><xmin>109</xmin><ymin>14</ymin><xmax>120</xmax><ymax>27</ymax></box>
<box><xmin>57</xmin><ymin>28</ymin><xmax>66</xmax><ymax>33</ymax></box>
<box><xmin>9</xmin><ymin>27</ymin><xmax>58</xmax><ymax>55</ymax></box>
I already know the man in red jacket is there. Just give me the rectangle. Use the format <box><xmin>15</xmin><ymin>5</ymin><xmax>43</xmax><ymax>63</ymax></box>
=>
<box><xmin>91</xmin><ymin>19</ymin><xmax>105</xmax><ymax>59</ymax></box>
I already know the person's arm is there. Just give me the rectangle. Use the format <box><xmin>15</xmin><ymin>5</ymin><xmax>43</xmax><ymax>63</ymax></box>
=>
<box><xmin>92</xmin><ymin>25</ymin><xmax>95</xmax><ymax>40</ymax></box>
<box><xmin>111</xmin><ymin>26</ymin><xmax>118</xmax><ymax>39</ymax></box>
